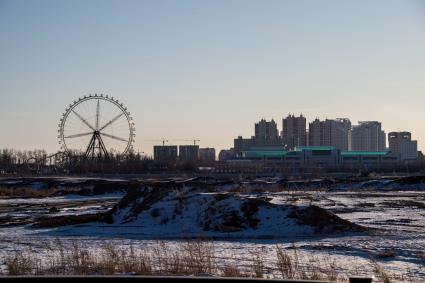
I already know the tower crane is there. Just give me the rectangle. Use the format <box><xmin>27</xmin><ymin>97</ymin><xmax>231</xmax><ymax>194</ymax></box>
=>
<box><xmin>174</xmin><ymin>138</ymin><xmax>200</xmax><ymax>145</ymax></box>
<box><xmin>145</xmin><ymin>138</ymin><xmax>169</xmax><ymax>146</ymax></box>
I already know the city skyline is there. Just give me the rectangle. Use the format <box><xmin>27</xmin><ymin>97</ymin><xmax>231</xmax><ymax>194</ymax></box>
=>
<box><xmin>234</xmin><ymin>116</ymin><xmax>419</xmax><ymax>153</ymax></box>
<box><xmin>1</xmin><ymin>0</ymin><xmax>425</xmax><ymax>155</ymax></box>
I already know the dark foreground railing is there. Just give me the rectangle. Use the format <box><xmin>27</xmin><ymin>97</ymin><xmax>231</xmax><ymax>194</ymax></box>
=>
<box><xmin>0</xmin><ymin>276</ymin><xmax>373</xmax><ymax>283</ymax></box>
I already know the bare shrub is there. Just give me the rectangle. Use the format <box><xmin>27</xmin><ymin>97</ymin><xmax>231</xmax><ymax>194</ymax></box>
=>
<box><xmin>150</xmin><ymin>241</ymin><xmax>178</xmax><ymax>274</ymax></box>
<box><xmin>221</xmin><ymin>265</ymin><xmax>245</xmax><ymax>277</ymax></box>
<box><xmin>373</xmin><ymin>261</ymin><xmax>391</xmax><ymax>283</ymax></box>
<box><xmin>4</xmin><ymin>239</ymin><xmax>352</xmax><ymax>280</ymax></box>
<box><xmin>134</xmin><ymin>247</ymin><xmax>153</xmax><ymax>275</ymax></box>
<box><xmin>5</xmin><ymin>250</ymin><xmax>37</xmax><ymax>275</ymax></box>
<box><xmin>58</xmin><ymin>241</ymin><xmax>93</xmax><ymax>275</ymax></box>
<box><xmin>250</xmin><ymin>248</ymin><xmax>264</xmax><ymax>278</ymax></box>
<box><xmin>180</xmin><ymin>239</ymin><xmax>216</xmax><ymax>275</ymax></box>
<box><xmin>275</xmin><ymin>244</ymin><xmax>341</xmax><ymax>282</ymax></box>
<box><xmin>96</xmin><ymin>242</ymin><xmax>121</xmax><ymax>274</ymax></box>
<box><xmin>322</xmin><ymin>256</ymin><xmax>339</xmax><ymax>281</ymax></box>
<box><xmin>276</xmin><ymin>245</ymin><xmax>294</xmax><ymax>279</ymax></box>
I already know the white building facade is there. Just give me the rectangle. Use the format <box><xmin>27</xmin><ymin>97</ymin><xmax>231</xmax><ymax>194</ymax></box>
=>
<box><xmin>351</xmin><ymin>121</ymin><xmax>386</xmax><ymax>151</ymax></box>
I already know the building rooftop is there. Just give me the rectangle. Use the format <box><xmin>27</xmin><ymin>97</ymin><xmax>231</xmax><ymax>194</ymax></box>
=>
<box><xmin>294</xmin><ymin>146</ymin><xmax>335</xmax><ymax>151</ymax></box>
<box><xmin>241</xmin><ymin>150</ymin><xmax>288</xmax><ymax>158</ymax></box>
<box><xmin>341</xmin><ymin>151</ymin><xmax>390</xmax><ymax>156</ymax></box>
<box><xmin>249</xmin><ymin>146</ymin><xmax>286</xmax><ymax>151</ymax></box>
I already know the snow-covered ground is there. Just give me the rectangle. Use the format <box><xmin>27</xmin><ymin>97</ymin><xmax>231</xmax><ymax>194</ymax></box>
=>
<box><xmin>0</xmin><ymin>179</ymin><xmax>424</xmax><ymax>281</ymax></box>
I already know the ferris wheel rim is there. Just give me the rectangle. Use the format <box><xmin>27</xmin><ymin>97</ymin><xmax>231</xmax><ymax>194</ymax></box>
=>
<box><xmin>58</xmin><ymin>94</ymin><xmax>135</xmax><ymax>155</ymax></box>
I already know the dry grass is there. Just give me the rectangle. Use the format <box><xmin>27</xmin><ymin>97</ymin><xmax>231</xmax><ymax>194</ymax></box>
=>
<box><xmin>372</xmin><ymin>261</ymin><xmax>391</xmax><ymax>283</ymax></box>
<box><xmin>250</xmin><ymin>248</ymin><xmax>264</xmax><ymax>278</ymax></box>
<box><xmin>275</xmin><ymin>244</ymin><xmax>345</xmax><ymax>281</ymax></box>
<box><xmin>0</xmin><ymin>187</ymin><xmax>58</xmax><ymax>198</ymax></box>
<box><xmin>5</xmin><ymin>250</ymin><xmax>38</xmax><ymax>275</ymax></box>
<box><xmin>2</xmin><ymin>239</ymin><xmax>368</xmax><ymax>281</ymax></box>
<box><xmin>221</xmin><ymin>265</ymin><xmax>246</xmax><ymax>277</ymax></box>
<box><xmin>276</xmin><ymin>244</ymin><xmax>295</xmax><ymax>278</ymax></box>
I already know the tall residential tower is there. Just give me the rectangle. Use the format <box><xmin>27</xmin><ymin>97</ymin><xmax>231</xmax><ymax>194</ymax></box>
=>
<box><xmin>388</xmin><ymin>132</ymin><xmax>418</xmax><ymax>161</ymax></box>
<box><xmin>308</xmin><ymin>118</ymin><xmax>351</xmax><ymax>151</ymax></box>
<box><xmin>351</xmin><ymin>121</ymin><xmax>386</xmax><ymax>151</ymax></box>
<box><xmin>281</xmin><ymin>114</ymin><xmax>306</xmax><ymax>150</ymax></box>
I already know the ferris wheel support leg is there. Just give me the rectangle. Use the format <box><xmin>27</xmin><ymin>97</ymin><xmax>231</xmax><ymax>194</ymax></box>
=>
<box><xmin>85</xmin><ymin>134</ymin><xmax>97</xmax><ymax>159</ymax></box>
<box><xmin>84</xmin><ymin>132</ymin><xmax>109</xmax><ymax>159</ymax></box>
<box><xmin>97</xmin><ymin>133</ymin><xmax>109</xmax><ymax>158</ymax></box>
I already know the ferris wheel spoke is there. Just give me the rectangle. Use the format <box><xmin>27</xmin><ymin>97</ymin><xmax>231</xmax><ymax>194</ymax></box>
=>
<box><xmin>100</xmin><ymin>132</ymin><xmax>128</xmax><ymax>142</ymax></box>
<box><xmin>71</xmin><ymin>110</ymin><xmax>95</xmax><ymax>131</ymax></box>
<box><xmin>95</xmin><ymin>99</ymin><xmax>100</xmax><ymax>130</ymax></box>
<box><xmin>64</xmin><ymin>132</ymin><xmax>93</xmax><ymax>139</ymax></box>
<box><xmin>98</xmin><ymin>112</ymin><xmax>124</xmax><ymax>131</ymax></box>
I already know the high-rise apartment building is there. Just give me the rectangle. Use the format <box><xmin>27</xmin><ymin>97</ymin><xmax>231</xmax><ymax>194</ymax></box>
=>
<box><xmin>255</xmin><ymin>119</ymin><xmax>279</xmax><ymax>141</ymax></box>
<box><xmin>388</xmin><ymin>132</ymin><xmax>418</xmax><ymax>161</ymax></box>
<box><xmin>281</xmin><ymin>114</ymin><xmax>306</xmax><ymax>149</ymax></box>
<box><xmin>234</xmin><ymin>119</ymin><xmax>282</xmax><ymax>155</ymax></box>
<box><xmin>308</xmin><ymin>118</ymin><xmax>351</xmax><ymax>151</ymax></box>
<box><xmin>351</xmin><ymin>121</ymin><xmax>386</xmax><ymax>151</ymax></box>
<box><xmin>179</xmin><ymin>145</ymin><xmax>199</xmax><ymax>162</ymax></box>
<box><xmin>154</xmin><ymin>145</ymin><xmax>178</xmax><ymax>163</ymax></box>
<box><xmin>308</xmin><ymin>119</ymin><xmax>322</xmax><ymax>147</ymax></box>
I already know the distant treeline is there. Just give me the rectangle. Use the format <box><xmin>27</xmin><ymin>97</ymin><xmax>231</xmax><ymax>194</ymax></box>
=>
<box><xmin>0</xmin><ymin>149</ymin><xmax>47</xmax><ymax>167</ymax></box>
<box><xmin>0</xmin><ymin>148</ymin><xmax>198</xmax><ymax>175</ymax></box>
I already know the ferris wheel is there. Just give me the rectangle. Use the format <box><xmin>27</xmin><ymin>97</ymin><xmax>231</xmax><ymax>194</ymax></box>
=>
<box><xmin>58</xmin><ymin>94</ymin><xmax>135</xmax><ymax>158</ymax></box>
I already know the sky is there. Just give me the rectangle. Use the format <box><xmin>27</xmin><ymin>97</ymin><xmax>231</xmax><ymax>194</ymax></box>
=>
<box><xmin>1</xmin><ymin>0</ymin><xmax>425</xmax><ymax>156</ymax></box>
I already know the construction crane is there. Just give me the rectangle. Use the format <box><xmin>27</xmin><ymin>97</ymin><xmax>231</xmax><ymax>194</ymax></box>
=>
<box><xmin>174</xmin><ymin>138</ymin><xmax>200</xmax><ymax>146</ymax></box>
<box><xmin>145</xmin><ymin>138</ymin><xmax>169</xmax><ymax>146</ymax></box>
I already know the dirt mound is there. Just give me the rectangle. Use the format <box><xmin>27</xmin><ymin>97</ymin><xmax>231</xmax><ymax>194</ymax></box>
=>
<box><xmin>288</xmin><ymin>205</ymin><xmax>366</xmax><ymax>233</ymax></box>
<box><xmin>34</xmin><ymin>213</ymin><xmax>104</xmax><ymax>228</ymax></box>
<box><xmin>49</xmin><ymin>184</ymin><xmax>367</xmax><ymax>238</ymax></box>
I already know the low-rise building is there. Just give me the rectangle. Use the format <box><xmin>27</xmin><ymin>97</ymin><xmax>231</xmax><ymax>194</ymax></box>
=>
<box><xmin>233</xmin><ymin>146</ymin><xmax>400</xmax><ymax>171</ymax></box>
<box><xmin>218</xmin><ymin>148</ymin><xmax>236</xmax><ymax>161</ymax></box>
<box><xmin>339</xmin><ymin>151</ymin><xmax>398</xmax><ymax>168</ymax></box>
<box><xmin>198</xmin><ymin>147</ymin><xmax>216</xmax><ymax>165</ymax></box>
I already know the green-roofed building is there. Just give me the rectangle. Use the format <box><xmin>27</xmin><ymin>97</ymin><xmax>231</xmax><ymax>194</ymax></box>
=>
<box><xmin>236</xmin><ymin>145</ymin><xmax>400</xmax><ymax>169</ymax></box>
<box><xmin>341</xmin><ymin>151</ymin><xmax>390</xmax><ymax>156</ymax></box>
<box><xmin>239</xmin><ymin>145</ymin><xmax>339</xmax><ymax>167</ymax></box>
<box><xmin>340</xmin><ymin>150</ymin><xmax>398</xmax><ymax>166</ymax></box>
<box><xmin>294</xmin><ymin>146</ymin><xmax>335</xmax><ymax>151</ymax></box>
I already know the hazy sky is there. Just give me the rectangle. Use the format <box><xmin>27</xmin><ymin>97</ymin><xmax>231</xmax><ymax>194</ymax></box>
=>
<box><xmin>1</xmin><ymin>0</ymin><xmax>425</xmax><ymax>156</ymax></box>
